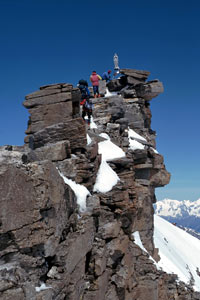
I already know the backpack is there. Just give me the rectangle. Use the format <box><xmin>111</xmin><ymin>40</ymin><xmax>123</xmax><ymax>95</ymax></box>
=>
<box><xmin>79</xmin><ymin>85</ymin><xmax>88</xmax><ymax>99</ymax></box>
<box><xmin>84</xmin><ymin>99</ymin><xmax>93</xmax><ymax>110</ymax></box>
<box><xmin>78</xmin><ymin>79</ymin><xmax>88</xmax><ymax>87</ymax></box>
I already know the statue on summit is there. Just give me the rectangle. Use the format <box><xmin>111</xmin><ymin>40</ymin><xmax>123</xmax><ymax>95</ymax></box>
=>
<box><xmin>113</xmin><ymin>53</ymin><xmax>120</xmax><ymax>72</ymax></box>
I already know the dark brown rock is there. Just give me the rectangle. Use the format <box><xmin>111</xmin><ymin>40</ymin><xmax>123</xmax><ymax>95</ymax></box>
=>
<box><xmin>34</xmin><ymin>141</ymin><xmax>71</xmax><ymax>161</ymax></box>
<box><xmin>30</xmin><ymin>118</ymin><xmax>87</xmax><ymax>151</ymax></box>
<box><xmin>40</xmin><ymin>83</ymin><xmax>73</xmax><ymax>90</ymax></box>
<box><xmin>135</xmin><ymin>80</ymin><xmax>164</xmax><ymax>100</ymax></box>
<box><xmin>23</xmin><ymin>92</ymin><xmax>72</xmax><ymax>108</ymax></box>
<box><xmin>25</xmin><ymin>88</ymin><xmax>61</xmax><ymax>100</ymax></box>
<box><xmin>99</xmin><ymin>220</ymin><xmax>121</xmax><ymax>239</ymax></box>
<box><xmin>26</xmin><ymin>101</ymin><xmax>74</xmax><ymax>134</ymax></box>
<box><xmin>55</xmin><ymin>218</ymin><xmax>95</xmax><ymax>274</ymax></box>
<box><xmin>123</xmin><ymin>88</ymin><xmax>137</xmax><ymax>98</ymax></box>
<box><xmin>127</xmin><ymin>76</ymin><xmax>145</xmax><ymax>85</ymax></box>
<box><xmin>106</xmin><ymin>78</ymin><xmax>126</xmax><ymax>92</ymax></box>
<box><xmin>150</xmin><ymin>168</ymin><xmax>171</xmax><ymax>187</ymax></box>
<box><xmin>120</xmin><ymin>68</ymin><xmax>150</xmax><ymax>80</ymax></box>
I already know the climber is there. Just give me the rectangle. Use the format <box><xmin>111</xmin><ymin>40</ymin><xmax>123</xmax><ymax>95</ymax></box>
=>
<box><xmin>82</xmin><ymin>98</ymin><xmax>93</xmax><ymax>125</ymax></box>
<box><xmin>78</xmin><ymin>79</ymin><xmax>90</xmax><ymax>102</ymax></box>
<box><xmin>90</xmin><ymin>71</ymin><xmax>101</xmax><ymax>98</ymax></box>
<box><xmin>77</xmin><ymin>79</ymin><xmax>93</xmax><ymax>125</ymax></box>
<box><xmin>101</xmin><ymin>70</ymin><xmax>112</xmax><ymax>82</ymax></box>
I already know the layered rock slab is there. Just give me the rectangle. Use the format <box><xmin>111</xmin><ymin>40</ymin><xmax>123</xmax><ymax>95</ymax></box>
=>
<box><xmin>23</xmin><ymin>83</ymin><xmax>82</xmax><ymax>149</ymax></box>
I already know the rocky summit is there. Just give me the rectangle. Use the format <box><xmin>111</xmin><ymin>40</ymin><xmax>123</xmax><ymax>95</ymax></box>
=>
<box><xmin>0</xmin><ymin>69</ymin><xmax>199</xmax><ymax>300</ymax></box>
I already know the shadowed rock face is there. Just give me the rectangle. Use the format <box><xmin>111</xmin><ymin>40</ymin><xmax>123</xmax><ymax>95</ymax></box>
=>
<box><xmin>0</xmin><ymin>78</ymin><xmax>198</xmax><ymax>300</ymax></box>
<box><xmin>23</xmin><ymin>83</ymin><xmax>84</xmax><ymax>151</ymax></box>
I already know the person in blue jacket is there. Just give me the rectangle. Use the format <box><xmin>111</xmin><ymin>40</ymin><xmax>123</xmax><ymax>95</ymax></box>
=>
<box><xmin>78</xmin><ymin>79</ymin><xmax>90</xmax><ymax>101</ymax></box>
<box><xmin>77</xmin><ymin>79</ymin><xmax>93</xmax><ymax>125</ymax></box>
<box><xmin>101</xmin><ymin>70</ymin><xmax>112</xmax><ymax>82</ymax></box>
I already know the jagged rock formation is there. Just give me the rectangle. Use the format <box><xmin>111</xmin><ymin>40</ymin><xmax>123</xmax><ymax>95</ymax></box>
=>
<box><xmin>0</xmin><ymin>70</ymin><xmax>199</xmax><ymax>300</ymax></box>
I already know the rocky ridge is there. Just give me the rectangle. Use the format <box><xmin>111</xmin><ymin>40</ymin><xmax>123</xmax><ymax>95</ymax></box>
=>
<box><xmin>0</xmin><ymin>69</ymin><xmax>199</xmax><ymax>299</ymax></box>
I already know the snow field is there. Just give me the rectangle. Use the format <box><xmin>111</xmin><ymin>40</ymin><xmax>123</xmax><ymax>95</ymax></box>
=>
<box><xmin>134</xmin><ymin>216</ymin><xmax>200</xmax><ymax>292</ymax></box>
<box><xmin>154</xmin><ymin>215</ymin><xmax>200</xmax><ymax>291</ymax></box>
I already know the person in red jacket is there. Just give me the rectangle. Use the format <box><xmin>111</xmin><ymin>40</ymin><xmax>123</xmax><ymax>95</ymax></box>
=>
<box><xmin>90</xmin><ymin>71</ymin><xmax>102</xmax><ymax>98</ymax></box>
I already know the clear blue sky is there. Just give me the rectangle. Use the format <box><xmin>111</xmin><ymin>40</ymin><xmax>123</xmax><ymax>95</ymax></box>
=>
<box><xmin>0</xmin><ymin>0</ymin><xmax>199</xmax><ymax>201</ymax></box>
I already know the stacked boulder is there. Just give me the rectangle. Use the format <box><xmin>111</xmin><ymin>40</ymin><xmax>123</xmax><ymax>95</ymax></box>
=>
<box><xmin>107</xmin><ymin>68</ymin><xmax>164</xmax><ymax>101</ymax></box>
<box><xmin>23</xmin><ymin>83</ymin><xmax>86</xmax><ymax>152</ymax></box>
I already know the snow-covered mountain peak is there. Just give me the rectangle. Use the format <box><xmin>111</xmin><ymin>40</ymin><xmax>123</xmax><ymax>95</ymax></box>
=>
<box><xmin>155</xmin><ymin>198</ymin><xmax>200</xmax><ymax>218</ymax></box>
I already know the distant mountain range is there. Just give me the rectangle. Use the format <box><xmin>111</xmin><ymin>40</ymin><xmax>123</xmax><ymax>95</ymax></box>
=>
<box><xmin>178</xmin><ymin>225</ymin><xmax>200</xmax><ymax>240</ymax></box>
<box><xmin>154</xmin><ymin>198</ymin><xmax>200</xmax><ymax>233</ymax></box>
